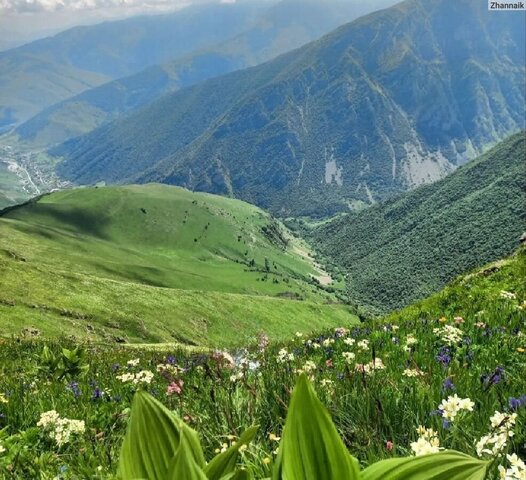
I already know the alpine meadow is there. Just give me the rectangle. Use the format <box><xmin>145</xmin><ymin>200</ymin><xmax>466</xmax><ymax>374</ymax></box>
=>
<box><xmin>0</xmin><ymin>0</ymin><xmax>525</xmax><ymax>479</ymax></box>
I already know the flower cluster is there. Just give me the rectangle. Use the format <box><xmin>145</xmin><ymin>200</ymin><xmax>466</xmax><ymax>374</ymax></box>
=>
<box><xmin>438</xmin><ymin>394</ymin><xmax>474</xmax><ymax>421</ymax></box>
<box><xmin>498</xmin><ymin>454</ymin><xmax>525</xmax><ymax>480</ymax></box>
<box><xmin>403</xmin><ymin>334</ymin><xmax>418</xmax><ymax>352</ymax></box>
<box><xmin>37</xmin><ymin>410</ymin><xmax>85</xmax><ymax>447</ymax></box>
<box><xmin>433</xmin><ymin>324</ymin><xmax>463</xmax><ymax>345</ymax></box>
<box><xmin>410</xmin><ymin>426</ymin><xmax>440</xmax><ymax>456</ymax></box>
<box><xmin>357</xmin><ymin>339</ymin><xmax>369</xmax><ymax>351</ymax></box>
<box><xmin>277</xmin><ymin>348</ymin><xmax>294</xmax><ymax>363</ymax></box>
<box><xmin>342</xmin><ymin>351</ymin><xmax>355</xmax><ymax>364</ymax></box>
<box><xmin>403</xmin><ymin>368</ymin><xmax>424</xmax><ymax>378</ymax></box>
<box><xmin>116</xmin><ymin>370</ymin><xmax>154</xmax><ymax>385</ymax></box>
<box><xmin>476</xmin><ymin>411</ymin><xmax>517</xmax><ymax>457</ymax></box>
<box><xmin>355</xmin><ymin>358</ymin><xmax>385</xmax><ymax>375</ymax></box>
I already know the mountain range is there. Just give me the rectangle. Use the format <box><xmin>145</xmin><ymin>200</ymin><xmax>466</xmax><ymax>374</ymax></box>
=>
<box><xmin>0</xmin><ymin>1</ymin><xmax>269</xmax><ymax>132</ymax></box>
<box><xmin>309</xmin><ymin>131</ymin><xmax>526</xmax><ymax>313</ymax></box>
<box><xmin>52</xmin><ymin>0</ymin><xmax>525</xmax><ymax>217</ymax></box>
<box><xmin>12</xmin><ymin>0</ymin><xmax>391</xmax><ymax>147</ymax></box>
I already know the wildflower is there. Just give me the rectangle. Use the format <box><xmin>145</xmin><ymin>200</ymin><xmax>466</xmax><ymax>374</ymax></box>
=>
<box><xmin>127</xmin><ymin>358</ymin><xmax>140</xmax><ymax>368</ymax></box>
<box><xmin>386</xmin><ymin>441</ymin><xmax>394</xmax><ymax>452</ymax></box>
<box><xmin>438</xmin><ymin>394</ymin><xmax>474</xmax><ymax>421</ymax></box>
<box><xmin>37</xmin><ymin>410</ymin><xmax>61</xmax><ymax>428</ymax></box>
<box><xmin>356</xmin><ymin>358</ymin><xmax>385</xmax><ymax>375</ymax></box>
<box><xmin>295</xmin><ymin>332</ymin><xmax>303</xmax><ymax>338</ymax></box>
<box><xmin>322</xmin><ymin>338</ymin><xmax>335</xmax><ymax>347</ymax></box>
<box><xmin>476</xmin><ymin>411</ymin><xmax>517</xmax><ymax>457</ymax></box>
<box><xmin>508</xmin><ymin>395</ymin><xmax>526</xmax><ymax>411</ymax></box>
<box><xmin>411</xmin><ymin>426</ymin><xmax>440</xmax><ymax>456</ymax></box>
<box><xmin>320</xmin><ymin>378</ymin><xmax>334</xmax><ymax>391</ymax></box>
<box><xmin>497</xmin><ymin>454</ymin><xmax>526</xmax><ymax>480</ymax></box>
<box><xmin>435</xmin><ymin>346</ymin><xmax>452</xmax><ymax>366</ymax></box>
<box><xmin>157</xmin><ymin>363</ymin><xmax>183</xmax><ymax>376</ymax></box>
<box><xmin>37</xmin><ymin>411</ymin><xmax>85</xmax><ymax>447</ymax></box>
<box><xmin>403</xmin><ymin>368</ymin><xmax>424</xmax><ymax>378</ymax></box>
<box><xmin>276</xmin><ymin>348</ymin><xmax>294</xmax><ymax>363</ymax></box>
<box><xmin>500</xmin><ymin>291</ymin><xmax>517</xmax><ymax>300</ymax></box>
<box><xmin>391</xmin><ymin>325</ymin><xmax>400</xmax><ymax>331</ymax></box>
<box><xmin>0</xmin><ymin>444</ymin><xmax>5</xmax><ymax>454</ymax></box>
<box><xmin>116</xmin><ymin>370</ymin><xmax>154</xmax><ymax>385</ymax></box>
<box><xmin>302</xmin><ymin>361</ymin><xmax>317</xmax><ymax>374</ymax></box>
<box><xmin>438</xmin><ymin>317</ymin><xmax>447</xmax><ymax>323</ymax></box>
<box><xmin>334</xmin><ymin>327</ymin><xmax>349</xmax><ymax>337</ymax></box>
<box><xmin>344</xmin><ymin>337</ymin><xmax>356</xmax><ymax>346</ymax></box>
<box><xmin>433</xmin><ymin>325</ymin><xmax>463</xmax><ymax>345</ymax></box>
<box><xmin>269</xmin><ymin>433</ymin><xmax>281</xmax><ymax>442</ymax></box>
<box><xmin>357</xmin><ymin>339</ymin><xmax>369</xmax><ymax>351</ymax></box>
<box><xmin>166</xmin><ymin>380</ymin><xmax>184</xmax><ymax>396</ymax></box>
<box><xmin>229</xmin><ymin>372</ymin><xmax>243</xmax><ymax>383</ymax></box>
<box><xmin>342</xmin><ymin>351</ymin><xmax>355</xmax><ymax>364</ymax></box>
<box><xmin>211</xmin><ymin>351</ymin><xmax>235</xmax><ymax>368</ymax></box>
<box><xmin>263</xmin><ymin>457</ymin><xmax>272</xmax><ymax>465</ymax></box>
<box><xmin>68</xmin><ymin>382</ymin><xmax>81</xmax><ymax>398</ymax></box>
<box><xmin>258</xmin><ymin>334</ymin><xmax>270</xmax><ymax>351</ymax></box>
<box><xmin>0</xmin><ymin>393</ymin><xmax>7</xmax><ymax>404</ymax></box>
<box><xmin>454</xmin><ymin>316</ymin><xmax>464</xmax><ymax>324</ymax></box>
<box><xmin>517</xmin><ymin>347</ymin><xmax>525</xmax><ymax>353</ymax></box>
<box><xmin>403</xmin><ymin>334</ymin><xmax>418</xmax><ymax>352</ymax></box>
<box><xmin>442</xmin><ymin>377</ymin><xmax>455</xmax><ymax>392</ymax></box>
<box><xmin>482</xmin><ymin>366</ymin><xmax>505</xmax><ymax>388</ymax></box>
<box><xmin>475</xmin><ymin>322</ymin><xmax>487</xmax><ymax>329</ymax></box>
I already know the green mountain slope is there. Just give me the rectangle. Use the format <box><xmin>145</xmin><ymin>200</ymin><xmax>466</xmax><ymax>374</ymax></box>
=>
<box><xmin>0</xmin><ymin>184</ymin><xmax>356</xmax><ymax>345</ymax></box>
<box><xmin>0</xmin><ymin>2</ymin><xmax>267</xmax><ymax>130</ymax></box>
<box><xmin>12</xmin><ymin>0</ymin><xmax>393</xmax><ymax>148</ymax></box>
<box><xmin>53</xmin><ymin>0</ymin><xmax>525</xmax><ymax>217</ymax></box>
<box><xmin>384</xmin><ymin>245</ymin><xmax>526</xmax><ymax>328</ymax></box>
<box><xmin>308</xmin><ymin>132</ymin><xmax>526</xmax><ymax>314</ymax></box>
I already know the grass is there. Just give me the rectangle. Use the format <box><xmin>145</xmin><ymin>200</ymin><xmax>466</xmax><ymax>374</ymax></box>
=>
<box><xmin>0</xmin><ymin>248</ymin><xmax>524</xmax><ymax>478</ymax></box>
<box><xmin>0</xmin><ymin>184</ymin><xmax>354</xmax><ymax>345</ymax></box>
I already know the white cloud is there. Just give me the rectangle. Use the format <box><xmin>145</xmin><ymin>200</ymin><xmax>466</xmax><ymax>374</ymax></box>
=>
<box><xmin>0</xmin><ymin>0</ymin><xmax>194</xmax><ymax>13</ymax></box>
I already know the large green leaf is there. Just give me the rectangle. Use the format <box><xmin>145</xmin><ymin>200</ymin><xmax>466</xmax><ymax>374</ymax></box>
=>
<box><xmin>118</xmin><ymin>390</ymin><xmax>205</xmax><ymax>479</ymax></box>
<box><xmin>219</xmin><ymin>470</ymin><xmax>253</xmax><ymax>480</ymax></box>
<box><xmin>272</xmin><ymin>374</ymin><xmax>360</xmax><ymax>480</ymax></box>
<box><xmin>168</xmin><ymin>425</ymin><xmax>209</xmax><ymax>480</ymax></box>
<box><xmin>205</xmin><ymin>426</ymin><xmax>258</xmax><ymax>480</ymax></box>
<box><xmin>361</xmin><ymin>451</ymin><xmax>490</xmax><ymax>480</ymax></box>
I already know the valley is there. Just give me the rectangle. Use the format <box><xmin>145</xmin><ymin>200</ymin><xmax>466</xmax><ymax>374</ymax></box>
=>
<box><xmin>0</xmin><ymin>0</ymin><xmax>524</xmax><ymax>478</ymax></box>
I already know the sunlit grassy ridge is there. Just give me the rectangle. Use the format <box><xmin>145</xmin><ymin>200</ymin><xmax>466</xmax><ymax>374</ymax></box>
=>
<box><xmin>0</xmin><ymin>184</ymin><xmax>355</xmax><ymax>345</ymax></box>
<box><xmin>0</xmin><ymin>249</ymin><xmax>524</xmax><ymax>478</ymax></box>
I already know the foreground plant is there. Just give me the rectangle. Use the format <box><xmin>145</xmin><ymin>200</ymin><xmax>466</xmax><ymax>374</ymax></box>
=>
<box><xmin>119</xmin><ymin>374</ymin><xmax>490</xmax><ymax>479</ymax></box>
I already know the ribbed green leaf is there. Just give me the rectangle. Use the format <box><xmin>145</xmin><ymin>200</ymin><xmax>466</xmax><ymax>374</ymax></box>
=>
<box><xmin>118</xmin><ymin>390</ymin><xmax>204</xmax><ymax>479</ymax></box>
<box><xmin>205</xmin><ymin>426</ymin><xmax>258</xmax><ymax>480</ymax></box>
<box><xmin>168</xmin><ymin>425</ymin><xmax>209</xmax><ymax>480</ymax></box>
<box><xmin>272</xmin><ymin>374</ymin><xmax>360</xmax><ymax>480</ymax></box>
<box><xmin>361</xmin><ymin>451</ymin><xmax>489</xmax><ymax>480</ymax></box>
<box><xmin>219</xmin><ymin>469</ymin><xmax>253</xmax><ymax>480</ymax></box>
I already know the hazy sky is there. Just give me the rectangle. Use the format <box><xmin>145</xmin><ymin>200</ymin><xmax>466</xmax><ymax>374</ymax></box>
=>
<box><xmin>0</xmin><ymin>0</ymin><xmax>240</xmax><ymax>50</ymax></box>
<box><xmin>0</xmin><ymin>0</ymin><xmax>396</xmax><ymax>51</ymax></box>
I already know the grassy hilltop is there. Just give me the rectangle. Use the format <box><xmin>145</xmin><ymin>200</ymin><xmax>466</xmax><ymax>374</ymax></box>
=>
<box><xmin>0</xmin><ymin>184</ymin><xmax>356</xmax><ymax>345</ymax></box>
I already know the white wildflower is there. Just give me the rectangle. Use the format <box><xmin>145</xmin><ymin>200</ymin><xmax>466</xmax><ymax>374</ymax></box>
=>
<box><xmin>357</xmin><ymin>339</ymin><xmax>369</xmax><ymax>351</ymax></box>
<box><xmin>342</xmin><ymin>351</ymin><xmax>355</xmax><ymax>364</ymax></box>
<box><xmin>433</xmin><ymin>325</ymin><xmax>463</xmax><ymax>345</ymax></box>
<box><xmin>438</xmin><ymin>394</ymin><xmax>474</xmax><ymax>421</ymax></box>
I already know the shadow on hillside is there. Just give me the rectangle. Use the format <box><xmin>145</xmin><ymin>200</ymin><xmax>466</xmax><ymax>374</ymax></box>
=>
<box><xmin>20</xmin><ymin>204</ymin><xmax>112</xmax><ymax>240</ymax></box>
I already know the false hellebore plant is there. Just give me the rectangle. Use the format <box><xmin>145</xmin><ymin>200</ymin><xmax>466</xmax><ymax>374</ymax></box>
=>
<box><xmin>118</xmin><ymin>374</ymin><xmax>490</xmax><ymax>479</ymax></box>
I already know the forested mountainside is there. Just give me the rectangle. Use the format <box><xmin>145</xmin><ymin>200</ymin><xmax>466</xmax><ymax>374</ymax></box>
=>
<box><xmin>54</xmin><ymin>0</ymin><xmax>525</xmax><ymax>216</ymax></box>
<box><xmin>308</xmin><ymin>132</ymin><xmax>526</xmax><ymax>313</ymax></box>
